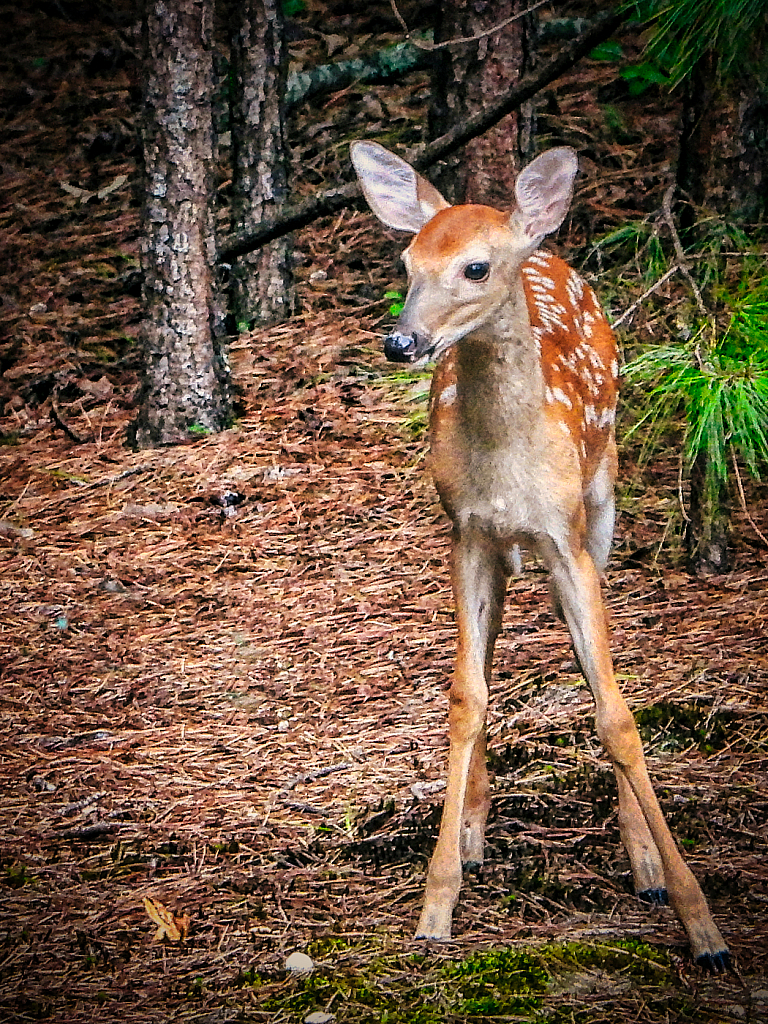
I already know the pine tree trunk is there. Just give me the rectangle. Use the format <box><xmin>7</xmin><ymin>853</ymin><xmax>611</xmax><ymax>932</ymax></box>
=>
<box><xmin>229</xmin><ymin>0</ymin><xmax>295</xmax><ymax>329</ymax></box>
<box><xmin>675</xmin><ymin>57</ymin><xmax>767</xmax><ymax>565</ymax></box>
<box><xmin>429</xmin><ymin>0</ymin><xmax>537</xmax><ymax>205</ymax></box>
<box><xmin>131</xmin><ymin>0</ymin><xmax>230</xmax><ymax>449</ymax></box>
<box><xmin>677</xmin><ymin>55</ymin><xmax>768</xmax><ymax>227</ymax></box>
<box><xmin>686</xmin><ymin>451</ymin><xmax>730</xmax><ymax>575</ymax></box>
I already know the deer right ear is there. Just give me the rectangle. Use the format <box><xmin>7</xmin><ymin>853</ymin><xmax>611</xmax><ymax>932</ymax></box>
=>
<box><xmin>350</xmin><ymin>141</ymin><xmax>450</xmax><ymax>234</ymax></box>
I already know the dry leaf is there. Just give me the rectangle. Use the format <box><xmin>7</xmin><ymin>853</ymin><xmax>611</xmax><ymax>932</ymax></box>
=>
<box><xmin>97</xmin><ymin>173</ymin><xmax>128</xmax><ymax>198</ymax></box>
<box><xmin>143</xmin><ymin>896</ymin><xmax>189</xmax><ymax>943</ymax></box>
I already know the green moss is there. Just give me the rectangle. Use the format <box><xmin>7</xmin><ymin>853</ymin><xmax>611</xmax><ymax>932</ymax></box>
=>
<box><xmin>635</xmin><ymin>700</ymin><xmax>740</xmax><ymax>752</ymax></box>
<box><xmin>443</xmin><ymin>947</ymin><xmax>549</xmax><ymax>1015</ymax></box>
<box><xmin>2</xmin><ymin>862</ymin><xmax>35</xmax><ymax>888</ymax></box>
<box><xmin>231</xmin><ymin>938</ymin><xmax>682</xmax><ymax>1022</ymax></box>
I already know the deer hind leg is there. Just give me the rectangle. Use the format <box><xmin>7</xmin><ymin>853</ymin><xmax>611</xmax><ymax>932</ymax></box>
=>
<box><xmin>416</xmin><ymin>534</ymin><xmax>506</xmax><ymax>940</ymax></box>
<box><xmin>616</xmin><ymin>769</ymin><xmax>667</xmax><ymax>903</ymax></box>
<box><xmin>583</xmin><ymin>440</ymin><xmax>618</xmax><ymax>574</ymax></box>
<box><xmin>547</xmin><ymin>545</ymin><xmax>730</xmax><ymax>972</ymax></box>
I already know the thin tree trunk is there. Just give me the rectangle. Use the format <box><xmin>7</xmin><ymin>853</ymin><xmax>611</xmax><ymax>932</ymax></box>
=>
<box><xmin>429</xmin><ymin>0</ymin><xmax>537</xmax><ymax>205</ymax></box>
<box><xmin>686</xmin><ymin>451</ymin><xmax>730</xmax><ymax>575</ymax></box>
<box><xmin>229</xmin><ymin>0</ymin><xmax>295</xmax><ymax>329</ymax></box>
<box><xmin>131</xmin><ymin>0</ymin><xmax>230</xmax><ymax>449</ymax></box>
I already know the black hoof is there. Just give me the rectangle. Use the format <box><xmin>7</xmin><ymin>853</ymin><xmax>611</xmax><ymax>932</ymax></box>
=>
<box><xmin>695</xmin><ymin>950</ymin><xmax>732</xmax><ymax>974</ymax></box>
<box><xmin>462</xmin><ymin>860</ymin><xmax>482</xmax><ymax>874</ymax></box>
<box><xmin>637</xmin><ymin>887</ymin><xmax>669</xmax><ymax>906</ymax></box>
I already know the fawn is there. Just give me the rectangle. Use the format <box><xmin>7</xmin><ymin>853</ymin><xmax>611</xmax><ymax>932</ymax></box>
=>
<box><xmin>350</xmin><ymin>141</ymin><xmax>730</xmax><ymax>972</ymax></box>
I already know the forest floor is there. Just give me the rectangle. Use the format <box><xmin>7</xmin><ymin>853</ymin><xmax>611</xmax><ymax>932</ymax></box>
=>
<box><xmin>1</xmin><ymin>2</ymin><xmax>767</xmax><ymax>1023</ymax></box>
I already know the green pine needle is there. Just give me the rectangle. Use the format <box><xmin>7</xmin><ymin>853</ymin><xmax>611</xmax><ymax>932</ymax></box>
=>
<box><xmin>625</xmin><ymin>288</ymin><xmax>768</xmax><ymax>499</ymax></box>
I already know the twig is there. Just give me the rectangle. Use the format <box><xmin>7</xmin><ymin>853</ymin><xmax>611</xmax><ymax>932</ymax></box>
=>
<box><xmin>731</xmin><ymin>447</ymin><xmax>768</xmax><ymax>548</ymax></box>
<box><xmin>388</xmin><ymin>0</ymin><xmax>409</xmax><ymax>36</ymax></box>
<box><xmin>661</xmin><ymin>184</ymin><xmax>708</xmax><ymax>321</ymax></box>
<box><xmin>392</xmin><ymin>0</ymin><xmax>552</xmax><ymax>50</ymax></box>
<box><xmin>677</xmin><ymin>450</ymin><xmax>691</xmax><ymax>524</ymax></box>
<box><xmin>50</xmin><ymin>395</ymin><xmax>88</xmax><ymax>444</ymax></box>
<box><xmin>60</xmin><ymin>791</ymin><xmax>107</xmax><ymax>817</ymax></box>
<box><xmin>59</xmin><ymin>822</ymin><xmax>113</xmax><ymax>841</ymax></box>
<box><xmin>277</xmin><ymin>761</ymin><xmax>351</xmax><ymax>816</ymax></box>
<box><xmin>612</xmin><ymin>264</ymin><xmax>679</xmax><ymax>329</ymax></box>
<box><xmin>280</xmin><ymin>761</ymin><xmax>352</xmax><ymax>795</ymax></box>
<box><xmin>661</xmin><ymin>183</ymin><xmax>717</xmax><ymax>371</ymax></box>
<box><xmin>279</xmin><ymin>800</ymin><xmax>329</xmax><ymax>817</ymax></box>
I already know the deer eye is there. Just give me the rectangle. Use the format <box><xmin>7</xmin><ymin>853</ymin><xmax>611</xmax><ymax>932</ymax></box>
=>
<box><xmin>464</xmin><ymin>261</ymin><xmax>490</xmax><ymax>282</ymax></box>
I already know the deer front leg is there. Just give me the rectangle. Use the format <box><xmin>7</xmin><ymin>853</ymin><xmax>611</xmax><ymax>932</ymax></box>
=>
<box><xmin>416</xmin><ymin>535</ymin><xmax>506</xmax><ymax>940</ymax></box>
<box><xmin>549</xmin><ymin>546</ymin><xmax>730</xmax><ymax>971</ymax></box>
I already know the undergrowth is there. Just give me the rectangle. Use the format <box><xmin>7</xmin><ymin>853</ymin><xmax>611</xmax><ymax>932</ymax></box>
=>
<box><xmin>233</xmin><ymin>938</ymin><xmax>687</xmax><ymax>1023</ymax></box>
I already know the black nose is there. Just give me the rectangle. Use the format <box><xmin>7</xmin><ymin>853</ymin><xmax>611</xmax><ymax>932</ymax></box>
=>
<box><xmin>384</xmin><ymin>331</ymin><xmax>418</xmax><ymax>363</ymax></box>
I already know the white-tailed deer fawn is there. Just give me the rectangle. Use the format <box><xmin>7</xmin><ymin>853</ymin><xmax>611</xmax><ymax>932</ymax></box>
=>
<box><xmin>351</xmin><ymin>141</ymin><xmax>730</xmax><ymax>972</ymax></box>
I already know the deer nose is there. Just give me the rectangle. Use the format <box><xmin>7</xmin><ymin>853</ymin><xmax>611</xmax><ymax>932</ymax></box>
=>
<box><xmin>384</xmin><ymin>331</ymin><xmax>418</xmax><ymax>363</ymax></box>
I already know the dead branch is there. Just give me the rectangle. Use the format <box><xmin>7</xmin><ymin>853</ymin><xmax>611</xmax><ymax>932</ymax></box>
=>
<box><xmin>218</xmin><ymin>9</ymin><xmax>626</xmax><ymax>264</ymax></box>
<box><xmin>661</xmin><ymin>184</ymin><xmax>709</xmax><ymax>322</ymax></box>
<box><xmin>60</xmin><ymin>791</ymin><xmax>107</xmax><ymax>817</ymax></box>
<box><xmin>390</xmin><ymin>0</ymin><xmax>551</xmax><ymax>50</ymax></box>
<box><xmin>612</xmin><ymin>264</ymin><xmax>680</xmax><ymax>329</ymax></box>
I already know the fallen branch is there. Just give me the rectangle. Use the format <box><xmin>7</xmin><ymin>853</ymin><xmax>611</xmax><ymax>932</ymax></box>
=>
<box><xmin>276</xmin><ymin>761</ymin><xmax>351</xmax><ymax>817</ymax></box>
<box><xmin>218</xmin><ymin>8</ymin><xmax>625</xmax><ymax>264</ymax></box>
<box><xmin>286</xmin><ymin>38</ymin><xmax>432</xmax><ymax>109</ymax></box>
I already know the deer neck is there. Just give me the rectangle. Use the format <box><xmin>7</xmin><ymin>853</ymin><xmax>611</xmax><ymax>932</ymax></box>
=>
<box><xmin>453</xmin><ymin>277</ymin><xmax>544</xmax><ymax>448</ymax></box>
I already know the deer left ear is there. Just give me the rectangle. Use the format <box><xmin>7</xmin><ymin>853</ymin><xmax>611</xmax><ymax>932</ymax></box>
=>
<box><xmin>511</xmin><ymin>147</ymin><xmax>578</xmax><ymax>242</ymax></box>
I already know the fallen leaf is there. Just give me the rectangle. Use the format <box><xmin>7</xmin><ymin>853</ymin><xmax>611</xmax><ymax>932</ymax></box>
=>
<box><xmin>97</xmin><ymin>173</ymin><xmax>128</xmax><ymax>198</ymax></box>
<box><xmin>143</xmin><ymin>896</ymin><xmax>189</xmax><ymax>943</ymax></box>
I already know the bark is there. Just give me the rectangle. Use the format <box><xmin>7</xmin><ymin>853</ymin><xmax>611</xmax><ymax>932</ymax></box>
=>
<box><xmin>229</xmin><ymin>0</ymin><xmax>295</xmax><ymax>328</ymax></box>
<box><xmin>677</xmin><ymin>55</ymin><xmax>768</xmax><ymax>228</ymax></box>
<box><xmin>131</xmin><ymin>0</ymin><xmax>230</xmax><ymax>449</ymax></box>
<box><xmin>429</xmin><ymin>0</ymin><xmax>537</xmax><ymax>205</ymax></box>
<box><xmin>686</xmin><ymin>451</ymin><xmax>731</xmax><ymax>575</ymax></box>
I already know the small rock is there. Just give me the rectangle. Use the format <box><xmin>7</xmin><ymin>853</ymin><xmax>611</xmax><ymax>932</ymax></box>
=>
<box><xmin>285</xmin><ymin>951</ymin><xmax>314</xmax><ymax>975</ymax></box>
<box><xmin>305</xmin><ymin>1013</ymin><xmax>334</xmax><ymax>1024</ymax></box>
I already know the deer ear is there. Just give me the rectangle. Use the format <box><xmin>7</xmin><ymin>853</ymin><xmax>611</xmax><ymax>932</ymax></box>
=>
<box><xmin>351</xmin><ymin>141</ymin><xmax>450</xmax><ymax>233</ymax></box>
<box><xmin>512</xmin><ymin>147</ymin><xmax>578</xmax><ymax>242</ymax></box>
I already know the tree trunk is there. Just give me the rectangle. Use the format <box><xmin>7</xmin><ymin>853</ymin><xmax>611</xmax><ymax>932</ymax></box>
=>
<box><xmin>677</xmin><ymin>54</ymin><xmax>768</xmax><ymax>228</ymax></box>
<box><xmin>675</xmin><ymin>56</ymin><xmax>767</xmax><ymax>565</ymax></box>
<box><xmin>131</xmin><ymin>0</ymin><xmax>230</xmax><ymax>449</ymax></box>
<box><xmin>686</xmin><ymin>451</ymin><xmax>730</xmax><ymax>575</ymax></box>
<box><xmin>429</xmin><ymin>0</ymin><xmax>537</xmax><ymax>205</ymax></box>
<box><xmin>229</xmin><ymin>0</ymin><xmax>295</xmax><ymax>329</ymax></box>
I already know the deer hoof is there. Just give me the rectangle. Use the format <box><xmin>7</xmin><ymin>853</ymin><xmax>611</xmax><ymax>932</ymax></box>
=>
<box><xmin>695</xmin><ymin>950</ymin><xmax>732</xmax><ymax>974</ymax></box>
<box><xmin>637</xmin><ymin>887</ymin><xmax>669</xmax><ymax>906</ymax></box>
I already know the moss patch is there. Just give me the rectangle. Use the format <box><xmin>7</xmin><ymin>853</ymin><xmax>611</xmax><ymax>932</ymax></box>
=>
<box><xmin>231</xmin><ymin>938</ymin><xmax>687</xmax><ymax>1023</ymax></box>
